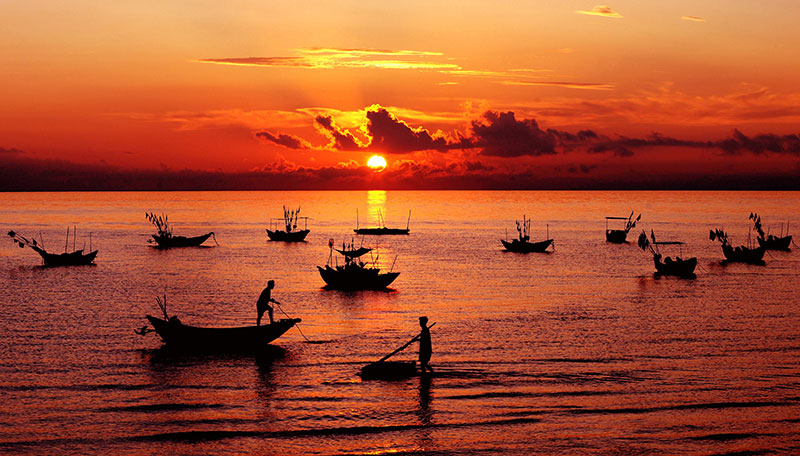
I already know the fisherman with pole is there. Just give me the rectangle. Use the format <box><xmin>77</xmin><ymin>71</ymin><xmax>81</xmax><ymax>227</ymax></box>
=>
<box><xmin>256</xmin><ymin>280</ymin><xmax>278</xmax><ymax>326</ymax></box>
<box><xmin>418</xmin><ymin>316</ymin><xmax>434</xmax><ymax>374</ymax></box>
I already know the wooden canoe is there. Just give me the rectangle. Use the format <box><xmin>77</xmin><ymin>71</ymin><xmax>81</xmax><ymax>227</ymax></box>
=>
<box><xmin>146</xmin><ymin>315</ymin><xmax>300</xmax><ymax>350</ymax></box>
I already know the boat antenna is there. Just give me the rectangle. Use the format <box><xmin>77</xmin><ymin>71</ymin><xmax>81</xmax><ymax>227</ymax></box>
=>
<box><xmin>407</xmin><ymin>210</ymin><xmax>411</xmax><ymax>230</ymax></box>
<box><xmin>89</xmin><ymin>232</ymin><xmax>92</xmax><ymax>252</ymax></box>
<box><xmin>390</xmin><ymin>254</ymin><xmax>398</xmax><ymax>273</ymax></box>
<box><xmin>73</xmin><ymin>225</ymin><xmax>77</xmax><ymax>252</ymax></box>
<box><xmin>546</xmin><ymin>223</ymin><xmax>549</xmax><ymax>239</ymax></box>
<box><xmin>356</xmin><ymin>208</ymin><xmax>359</xmax><ymax>230</ymax></box>
<box><xmin>65</xmin><ymin>227</ymin><xmax>69</xmax><ymax>253</ymax></box>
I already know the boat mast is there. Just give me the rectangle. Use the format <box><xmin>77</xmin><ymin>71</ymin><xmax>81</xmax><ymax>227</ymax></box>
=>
<box><xmin>407</xmin><ymin>210</ymin><xmax>411</xmax><ymax>230</ymax></box>
<box><xmin>65</xmin><ymin>227</ymin><xmax>69</xmax><ymax>253</ymax></box>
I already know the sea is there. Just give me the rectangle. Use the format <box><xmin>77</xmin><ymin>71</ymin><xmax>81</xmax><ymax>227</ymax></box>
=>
<box><xmin>1</xmin><ymin>190</ymin><xmax>799</xmax><ymax>455</ymax></box>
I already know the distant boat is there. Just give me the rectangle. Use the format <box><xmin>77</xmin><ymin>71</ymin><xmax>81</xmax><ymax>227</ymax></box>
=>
<box><xmin>137</xmin><ymin>295</ymin><xmax>300</xmax><ymax>351</ymax></box>
<box><xmin>146</xmin><ymin>212</ymin><xmax>216</xmax><ymax>248</ymax></box>
<box><xmin>605</xmin><ymin>212</ymin><xmax>641</xmax><ymax>243</ymax></box>
<box><xmin>637</xmin><ymin>230</ymin><xmax>697</xmax><ymax>278</ymax></box>
<box><xmin>354</xmin><ymin>209</ymin><xmax>410</xmax><ymax>235</ymax></box>
<box><xmin>8</xmin><ymin>227</ymin><xmax>98</xmax><ymax>267</ymax></box>
<box><xmin>750</xmin><ymin>212</ymin><xmax>792</xmax><ymax>251</ymax></box>
<box><xmin>501</xmin><ymin>215</ymin><xmax>553</xmax><ymax>253</ymax></box>
<box><xmin>710</xmin><ymin>228</ymin><xmax>766</xmax><ymax>265</ymax></box>
<box><xmin>267</xmin><ymin>205</ymin><xmax>310</xmax><ymax>242</ymax></box>
<box><xmin>318</xmin><ymin>239</ymin><xmax>399</xmax><ymax>290</ymax></box>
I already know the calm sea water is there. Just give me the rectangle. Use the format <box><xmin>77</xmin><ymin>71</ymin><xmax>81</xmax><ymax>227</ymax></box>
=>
<box><xmin>1</xmin><ymin>191</ymin><xmax>799</xmax><ymax>455</ymax></box>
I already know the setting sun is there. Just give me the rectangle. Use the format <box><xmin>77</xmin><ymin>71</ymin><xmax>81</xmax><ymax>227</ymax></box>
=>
<box><xmin>367</xmin><ymin>155</ymin><xmax>387</xmax><ymax>171</ymax></box>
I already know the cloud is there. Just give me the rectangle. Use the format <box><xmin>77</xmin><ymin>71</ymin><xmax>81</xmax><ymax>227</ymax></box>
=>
<box><xmin>0</xmin><ymin>147</ymin><xmax>24</xmax><ymax>155</ymax></box>
<box><xmin>718</xmin><ymin>129</ymin><xmax>800</xmax><ymax>156</ymax></box>
<box><xmin>314</xmin><ymin>115</ymin><xmax>365</xmax><ymax>151</ymax></box>
<box><xmin>470</xmin><ymin>111</ymin><xmax>557</xmax><ymax>157</ymax></box>
<box><xmin>197</xmin><ymin>48</ymin><xmax>459</xmax><ymax>71</ymax></box>
<box><xmin>681</xmin><ymin>16</ymin><xmax>705</xmax><ymax>22</ymax></box>
<box><xmin>501</xmin><ymin>80</ymin><xmax>615</xmax><ymax>91</ymax></box>
<box><xmin>255</xmin><ymin>131</ymin><xmax>312</xmax><ymax>150</ymax></box>
<box><xmin>577</xmin><ymin>5</ymin><xmax>623</xmax><ymax>18</ymax></box>
<box><xmin>364</xmin><ymin>107</ymin><xmax>459</xmax><ymax>153</ymax></box>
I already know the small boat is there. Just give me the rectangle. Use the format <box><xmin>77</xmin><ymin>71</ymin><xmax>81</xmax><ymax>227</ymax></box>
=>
<box><xmin>605</xmin><ymin>212</ymin><xmax>641</xmax><ymax>243</ymax></box>
<box><xmin>638</xmin><ymin>230</ymin><xmax>697</xmax><ymax>278</ymax></box>
<box><xmin>360</xmin><ymin>322</ymin><xmax>436</xmax><ymax>380</ymax></box>
<box><xmin>318</xmin><ymin>239</ymin><xmax>399</xmax><ymax>290</ymax></box>
<box><xmin>710</xmin><ymin>228</ymin><xmax>766</xmax><ymax>265</ymax></box>
<box><xmin>146</xmin><ymin>212</ymin><xmax>215</xmax><ymax>248</ymax></box>
<box><xmin>8</xmin><ymin>228</ymin><xmax>98</xmax><ymax>267</ymax></box>
<box><xmin>354</xmin><ymin>209</ymin><xmax>410</xmax><ymax>235</ymax></box>
<box><xmin>137</xmin><ymin>295</ymin><xmax>300</xmax><ymax>351</ymax></box>
<box><xmin>267</xmin><ymin>205</ymin><xmax>310</xmax><ymax>242</ymax></box>
<box><xmin>750</xmin><ymin>212</ymin><xmax>792</xmax><ymax>251</ymax></box>
<box><xmin>501</xmin><ymin>215</ymin><xmax>553</xmax><ymax>253</ymax></box>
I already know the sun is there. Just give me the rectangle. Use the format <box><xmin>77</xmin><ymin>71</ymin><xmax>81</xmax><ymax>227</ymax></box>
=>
<box><xmin>367</xmin><ymin>155</ymin><xmax>387</xmax><ymax>172</ymax></box>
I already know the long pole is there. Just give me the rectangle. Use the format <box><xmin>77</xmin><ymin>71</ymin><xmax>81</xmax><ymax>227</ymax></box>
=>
<box><xmin>375</xmin><ymin>323</ymin><xmax>436</xmax><ymax>363</ymax></box>
<box><xmin>65</xmin><ymin>227</ymin><xmax>69</xmax><ymax>253</ymax></box>
<box><xmin>407</xmin><ymin>210</ymin><xmax>411</xmax><ymax>230</ymax></box>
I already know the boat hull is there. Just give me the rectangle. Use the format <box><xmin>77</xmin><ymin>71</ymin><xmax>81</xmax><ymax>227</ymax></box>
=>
<box><xmin>37</xmin><ymin>249</ymin><xmax>98</xmax><ymax>266</ymax></box>
<box><xmin>353</xmin><ymin>228</ymin><xmax>409</xmax><ymax>235</ymax></box>
<box><xmin>501</xmin><ymin>238</ymin><xmax>553</xmax><ymax>253</ymax></box>
<box><xmin>317</xmin><ymin>265</ymin><xmax>399</xmax><ymax>290</ymax></box>
<box><xmin>606</xmin><ymin>229</ymin><xmax>628</xmax><ymax>243</ymax></box>
<box><xmin>722</xmin><ymin>244</ymin><xmax>766</xmax><ymax>265</ymax></box>
<box><xmin>757</xmin><ymin>235</ymin><xmax>792</xmax><ymax>251</ymax></box>
<box><xmin>266</xmin><ymin>229</ymin><xmax>309</xmax><ymax>242</ymax></box>
<box><xmin>152</xmin><ymin>232</ymin><xmax>213</xmax><ymax>248</ymax></box>
<box><xmin>654</xmin><ymin>255</ymin><xmax>697</xmax><ymax>278</ymax></box>
<box><xmin>360</xmin><ymin>361</ymin><xmax>417</xmax><ymax>380</ymax></box>
<box><xmin>146</xmin><ymin>315</ymin><xmax>300</xmax><ymax>350</ymax></box>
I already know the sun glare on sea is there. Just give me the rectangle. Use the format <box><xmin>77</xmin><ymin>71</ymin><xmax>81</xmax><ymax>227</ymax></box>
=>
<box><xmin>367</xmin><ymin>155</ymin><xmax>387</xmax><ymax>172</ymax></box>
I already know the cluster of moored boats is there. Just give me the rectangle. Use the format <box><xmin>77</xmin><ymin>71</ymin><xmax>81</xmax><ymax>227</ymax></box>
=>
<box><xmin>501</xmin><ymin>210</ymin><xmax>793</xmax><ymax>279</ymax></box>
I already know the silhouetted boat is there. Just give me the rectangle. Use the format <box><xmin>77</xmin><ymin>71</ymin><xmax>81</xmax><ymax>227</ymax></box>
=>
<box><xmin>750</xmin><ymin>212</ymin><xmax>792</xmax><ymax>251</ymax></box>
<box><xmin>146</xmin><ymin>212</ymin><xmax>215</xmax><ymax>248</ymax></box>
<box><xmin>710</xmin><ymin>228</ymin><xmax>766</xmax><ymax>265</ymax></box>
<box><xmin>267</xmin><ymin>205</ymin><xmax>310</xmax><ymax>242</ymax></box>
<box><xmin>8</xmin><ymin>228</ymin><xmax>98</xmax><ymax>267</ymax></box>
<box><xmin>354</xmin><ymin>209</ymin><xmax>410</xmax><ymax>235</ymax></box>
<box><xmin>501</xmin><ymin>215</ymin><xmax>553</xmax><ymax>253</ymax></box>
<box><xmin>605</xmin><ymin>212</ymin><xmax>641</xmax><ymax>243</ymax></box>
<box><xmin>638</xmin><ymin>230</ymin><xmax>697</xmax><ymax>278</ymax></box>
<box><xmin>360</xmin><ymin>322</ymin><xmax>436</xmax><ymax>380</ymax></box>
<box><xmin>145</xmin><ymin>315</ymin><xmax>300</xmax><ymax>350</ymax></box>
<box><xmin>318</xmin><ymin>239</ymin><xmax>399</xmax><ymax>290</ymax></box>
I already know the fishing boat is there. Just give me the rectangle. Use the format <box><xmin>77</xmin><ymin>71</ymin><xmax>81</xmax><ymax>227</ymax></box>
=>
<box><xmin>137</xmin><ymin>295</ymin><xmax>300</xmax><ymax>351</ymax></box>
<box><xmin>750</xmin><ymin>212</ymin><xmax>792</xmax><ymax>251</ymax></box>
<box><xmin>146</xmin><ymin>212</ymin><xmax>216</xmax><ymax>248</ymax></box>
<box><xmin>501</xmin><ymin>215</ymin><xmax>553</xmax><ymax>253</ymax></box>
<box><xmin>354</xmin><ymin>209</ymin><xmax>410</xmax><ymax>235</ymax></box>
<box><xmin>266</xmin><ymin>205</ymin><xmax>310</xmax><ymax>242</ymax></box>
<box><xmin>710</xmin><ymin>228</ymin><xmax>765</xmax><ymax>265</ymax></box>
<box><xmin>318</xmin><ymin>239</ymin><xmax>399</xmax><ymax>290</ymax></box>
<box><xmin>605</xmin><ymin>212</ymin><xmax>641</xmax><ymax>243</ymax></box>
<box><xmin>8</xmin><ymin>228</ymin><xmax>98</xmax><ymax>267</ymax></box>
<box><xmin>637</xmin><ymin>230</ymin><xmax>697</xmax><ymax>278</ymax></box>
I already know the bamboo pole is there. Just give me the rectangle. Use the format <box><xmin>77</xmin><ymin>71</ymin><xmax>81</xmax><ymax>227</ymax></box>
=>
<box><xmin>374</xmin><ymin>323</ymin><xmax>436</xmax><ymax>363</ymax></box>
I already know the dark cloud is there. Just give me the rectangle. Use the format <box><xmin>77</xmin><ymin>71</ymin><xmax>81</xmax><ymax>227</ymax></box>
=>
<box><xmin>365</xmin><ymin>107</ymin><xmax>456</xmax><ymax>153</ymax></box>
<box><xmin>0</xmin><ymin>147</ymin><xmax>24</xmax><ymax>155</ymax></box>
<box><xmin>255</xmin><ymin>131</ymin><xmax>311</xmax><ymax>149</ymax></box>
<box><xmin>314</xmin><ymin>116</ymin><xmax>364</xmax><ymax>151</ymax></box>
<box><xmin>470</xmin><ymin>111</ymin><xmax>556</xmax><ymax>157</ymax></box>
<box><xmin>717</xmin><ymin>129</ymin><xmax>800</xmax><ymax>156</ymax></box>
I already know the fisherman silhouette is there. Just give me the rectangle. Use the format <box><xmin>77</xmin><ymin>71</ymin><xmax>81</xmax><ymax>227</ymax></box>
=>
<box><xmin>256</xmin><ymin>280</ymin><xmax>278</xmax><ymax>326</ymax></box>
<box><xmin>418</xmin><ymin>316</ymin><xmax>434</xmax><ymax>374</ymax></box>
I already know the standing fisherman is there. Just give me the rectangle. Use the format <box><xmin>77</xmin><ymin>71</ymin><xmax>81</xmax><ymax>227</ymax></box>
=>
<box><xmin>256</xmin><ymin>280</ymin><xmax>278</xmax><ymax>326</ymax></box>
<box><xmin>418</xmin><ymin>316</ymin><xmax>434</xmax><ymax>373</ymax></box>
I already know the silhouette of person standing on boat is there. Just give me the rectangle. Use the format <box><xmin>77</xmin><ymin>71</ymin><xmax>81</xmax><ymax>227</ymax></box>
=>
<box><xmin>418</xmin><ymin>316</ymin><xmax>434</xmax><ymax>373</ymax></box>
<box><xmin>256</xmin><ymin>280</ymin><xmax>277</xmax><ymax>326</ymax></box>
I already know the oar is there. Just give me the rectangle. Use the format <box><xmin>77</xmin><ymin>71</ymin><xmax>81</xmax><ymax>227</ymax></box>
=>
<box><xmin>374</xmin><ymin>323</ymin><xmax>436</xmax><ymax>364</ymax></box>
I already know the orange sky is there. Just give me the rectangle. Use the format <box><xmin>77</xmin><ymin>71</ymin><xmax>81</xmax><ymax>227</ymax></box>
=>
<box><xmin>2</xmin><ymin>1</ymin><xmax>800</xmax><ymax>188</ymax></box>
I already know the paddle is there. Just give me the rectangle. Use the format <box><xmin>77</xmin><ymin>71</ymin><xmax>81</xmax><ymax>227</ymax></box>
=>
<box><xmin>373</xmin><ymin>322</ymin><xmax>436</xmax><ymax>364</ymax></box>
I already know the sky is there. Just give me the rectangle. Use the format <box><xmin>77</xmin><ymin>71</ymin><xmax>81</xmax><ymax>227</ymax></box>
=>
<box><xmin>2</xmin><ymin>0</ymin><xmax>800</xmax><ymax>189</ymax></box>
